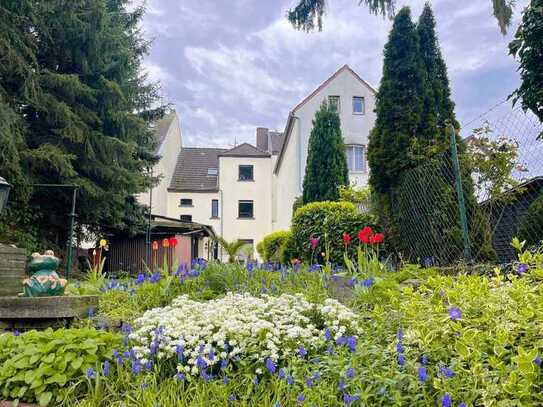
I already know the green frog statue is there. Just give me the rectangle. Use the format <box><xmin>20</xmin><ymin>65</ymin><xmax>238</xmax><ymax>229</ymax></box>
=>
<box><xmin>22</xmin><ymin>250</ymin><xmax>67</xmax><ymax>297</ymax></box>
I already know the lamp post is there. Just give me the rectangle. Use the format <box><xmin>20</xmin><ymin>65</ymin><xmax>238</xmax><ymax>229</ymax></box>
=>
<box><xmin>0</xmin><ymin>177</ymin><xmax>11</xmax><ymax>214</ymax></box>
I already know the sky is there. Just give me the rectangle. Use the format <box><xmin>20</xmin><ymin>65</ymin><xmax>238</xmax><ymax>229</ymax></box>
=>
<box><xmin>136</xmin><ymin>0</ymin><xmax>530</xmax><ymax>148</ymax></box>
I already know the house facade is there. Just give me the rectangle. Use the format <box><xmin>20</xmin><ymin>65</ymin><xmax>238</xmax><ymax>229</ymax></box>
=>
<box><xmin>140</xmin><ymin>65</ymin><xmax>376</xmax><ymax>261</ymax></box>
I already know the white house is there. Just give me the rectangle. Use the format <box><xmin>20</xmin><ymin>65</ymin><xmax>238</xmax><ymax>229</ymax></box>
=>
<box><xmin>272</xmin><ymin>64</ymin><xmax>377</xmax><ymax>231</ymax></box>
<box><xmin>139</xmin><ymin>65</ymin><xmax>376</xmax><ymax>261</ymax></box>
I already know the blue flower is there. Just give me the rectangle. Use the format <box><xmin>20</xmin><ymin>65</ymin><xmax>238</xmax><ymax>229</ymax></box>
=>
<box><xmin>362</xmin><ymin>277</ymin><xmax>374</xmax><ymax>287</ymax></box>
<box><xmin>87</xmin><ymin>308</ymin><xmax>95</xmax><ymax>318</ymax></box>
<box><xmin>13</xmin><ymin>330</ymin><xmax>20</xmax><ymax>337</ymax></box>
<box><xmin>418</xmin><ymin>366</ymin><xmax>427</xmax><ymax>382</ymax></box>
<box><xmin>421</xmin><ymin>355</ymin><xmax>429</xmax><ymax>365</ymax></box>
<box><xmin>440</xmin><ymin>366</ymin><xmax>454</xmax><ymax>379</ymax></box>
<box><xmin>313</xmin><ymin>371</ymin><xmax>321</xmax><ymax>382</ymax></box>
<box><xmin>305</xmin><ymin>377</ymin><xmax>313</xmax><ymax>388</ymax></box>
<box><xmin>228</xmin><ymin>394</ymin><xmax>236</xmax><ymax>402</ymax></box>
<box><xmin>145</xmin><ymin>360</ymin><xmax>152</xmax><ymax>370</ymax></box>
<box><xmin>534</xmin><ymin>355</ymin><xmax>542</xmax><ymax>367</ymax></box>
<box><xmin>518</xmin><ymin>263</ymin><xmax>529</xmax><ymax>274</ymax></box>
<box><xmin>196</xmin><ymin>356</ymin><xmax>208</xmax><ymax>370</ymax></box>
<box><xmin>297</xmin><ymin>393</ymin><xmax>306</xmax><ymax>403</ymax></box>
<box><xmin>176</xmin><ymin>372</ymin><xmax>185</xmax><ymax>381</ymax></box>
<box><xmin>102</xmin><ymin>361</ymin><xmax>110</xmax><ymax>377</ymax></box>
<box><xmin>220</xmin><ymin>359</ymin><xmax>228</xmax><ymax>370</ymax></box>
<box><xmin>442</xmin><ymin>393</ymin><xmax>451</xmax><ymax>407</ymax></box>
<box><xmin>449</xmin><ymin>307</ymin><xmax>462</xmax><ymax>321</ymax></box>
<box><xmin>298</xmin><ymin>346</ymin><xmax>308</xmax><ymax>358</ymax></box>
<box><xmin>176</xmin><ymin>345</ymin><xmax>185</xmax><ymax>361</ymax></box>
<box><xmin>201</xmin><ymin>369</ymin><xmax>212</xmax><ymax>382</ymax></box>
<box><xmin>266</xmin><ymin>358</ymin><xmax>277</xmax><ymax>374</ymax></box>
<box><xmin>287</xmin><ymin>375</ymin><xmax>294</xmax><ymax>386</ymax></box>
<box><xmin>346</xmin><ymin>367</ymin><xmax>355</xmax><ymax>379</ymax></box>
<box><xmin>398</xmin><ymin>354</ymin><xmax>405</xmax><ymax>366</ymax></box>
<box><xmin>459</xmin><ymin>403</ymin><xmax>466</xmax><ymax>407</ymax></box>
<box><xmin>253</xmin><ymin>376</ymin><xmax>259</xmax><ymax>386</ymax></box>
<box><xmin>397</xmin><ymin>328</ymin><xmax>404</xmax><ymax>340</ymax></box>
<box><xmin>278</xmin><ymin>368</ymin><xmax>286</xmax><ymax>379</ymax></box>
<box><xmin>338</xmin><ymin>380</ymin><xmax>346</xmax><ymax>391</ymax></box>
<box><xmin>396</xmin><ymin>342</ymin><xmax>404</xmax><ymax>353</ymax></box>
<box><xmin>136</xmin><ymin>273</ymin><xmax>145</xmax><ymax>284</ymax></box>
<box><xmin>208</xmin><ymin>349</ymin><xmax>215</xmax><ymax>361</ymax></box>
<box><xmin>86</xmin><ymin>367</ymin><xmax>95</xmax><ymax>379</ymax></box>
<box><xmin>347</xmin><ymin>336</ymin><xmax>357</xmax><ymax>353</ymax></box>
<box><xmin>223</xmin><ymin>376</ymin><xmax>229</xmax><ymax>385</ymax></box>
<box><xmin>328</xmin><ymin>345</ymin><xmax>334</xmax><ymax>355</ymax></box>
<box><xmin>343</xmin><ymin>393</ymin><xmax>359</xmax><ymax>406</ymax></box>
<box><xmin>131</xmin><ymin>360</ymin><xmax>142</xmax><ymax>376</ymax></box>
<box><xmin>325</xmin><ymin>328</ymin><xmax>331</xmax><ymax>341</ymax></box>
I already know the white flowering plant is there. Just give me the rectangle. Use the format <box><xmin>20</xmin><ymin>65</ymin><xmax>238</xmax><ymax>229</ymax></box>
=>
<box><xmin>129</xmin><ymin>293</ymin><xmax>361</xmax><ymax>378</ymax></box>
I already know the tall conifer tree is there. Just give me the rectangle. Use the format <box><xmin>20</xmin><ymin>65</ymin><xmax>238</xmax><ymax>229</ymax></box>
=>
<box><xmin>367</xmin><ymin>6</ymin><xmax>425</xmax><ymax>195</ymax></box>
<box><xmin>302</xmin><ymin>101</ymin><xmax>349</xmax><ymax>204</ymax></box>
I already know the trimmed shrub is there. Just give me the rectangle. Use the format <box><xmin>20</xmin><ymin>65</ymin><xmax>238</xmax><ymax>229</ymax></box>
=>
<box><xmin>257</xmin><ymin>230</ymin><xmax>291</xmax><ymax>262</ymax></box>
<box><xmin>292</xmin><ymin>201</ymin><xmax>376</xmax><ymax>264</ymax></box>
<box><xmin>279</xmin><ymin>231</ymin><xmax>298</xmax><ymax>264</ymax></box>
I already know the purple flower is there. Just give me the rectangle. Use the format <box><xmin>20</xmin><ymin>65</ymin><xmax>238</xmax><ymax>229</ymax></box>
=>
<box><xmin>145</xmin><ymin>360</ymin><xmax>152</xmax><ymax>370</ymax></box>
<box><xmin>421</xmin><ymin>355</ymin><xmax>429</xmax><ymax>365</ymax></box>
<box><xmin>328</xmin><ymin>345</ymin><xmax>334</xmax><ymax>355</ymax></box>
<box><xmin>208</xmin><ymin>349</ymin><xmax>215</xmax><ymax>361</ymax></box>
<box><xmin>338</xmin><ymin>380</ymin><xmax>346</xmax><ymax>391</ymax></box>
<box><xmin>442</xmin><ymin>394</ymin><xmax>451</xmax><ymax>407</ymax></box>
<box><xmin>196</xmin><ymin>356</ymin><xmax>208</xmax><ymax>370</ymax></box>
<box><xmin>176</xmin><ymin>345</ymin><xmax>185</xmax><ymax>361</ymax></box>
<box><xmin>397</xmin><ymin>328</ymin><xmax>404</xmax><ymax>340</ymax></box>
<box><xmin>87</xmin><ymin>308</ymin><xmax>95</xmax><ymax>318</ymax></box>
<box><xmin>131</xmin><ymin>360</ymin><xmax>142</xmax><ymax>376</ymax></box>
<box><xmin>396</xmin><ymin>342</ymin><xmax>404</xmax><ymax>353</ymax></box>
<box><xmin>398</xmin><ymin>354</ymin><xmax>405</xmax><ymax>366</ymax></box>
<box><xmin>310</xmin><ymin>237</ymin><xmax>320</xmax><ymax>249</ymax></box>
<box><xmin>346</xmin><ymin>367</ymin><xmax>355</xmax><ymax>379</ymax></box>
<box><xmin>459</xmin><ymin>403</ymin><xmax>466</xmax><ymax>407</ymax></box>
<box><xmin>278</xmin><ymin>368</ymin><xmax>286</xmax><ymax>379</ymax></box>
<box><xmin>362</xmin><ymin>277</ymin><xmax>374</xmax><ymax>287</ymax></box>
<box><xmin>86</xmin><ymin>367</ymin><xmax>95</xmax><ymax>379</ymax></box>
<box><xmin>325</xmin><ymin>328</ymin><xmax>331</xmax><ymax>341</ymax></box>
<box><xmin>312</xmin><ymin>371</ymin><xmax>321</xmax><ymax>382</ymax></box>
<box><xmin>176</xmin><ymin>372</ymin><xmax>185</xmax><ymax>381</ymax></box>
<box><xmin>228</xmin><ymin>394</ymin><xmax>236</xmax><ymax>402</ymax></box>
<box><xmin>223</xmin><ymin>376</ymin><xmax>229</xmax><ymax>385</ymax></box>
<box><xmin>440</xmin><ymin>366</ymin><xmax>454</xmax><ymax>379</ymax></box>
<box><xmin>418</xmin><ymin>366</ymin><xmax>427</xmax><ymax>382</ymax></box>
<box><xmin>253</xmin><ymin>376</ymin><xmax>259</xmax><ymax>386</ymax></box>
<box><xmin>534</xmin><ymin>355</ymin><xmax>542</xmax><ymax>367</ymax></box>
<box><xmin>136</xmin><ymin>273</ymin><xmax>145</xmax><ymax>284</ymax></box>
<box><xmin>266</xmin><ymin>358</ymin><xmax>277</xmax><ymax>374</ymax></box>
<box><xmin>13</xmin><ymin>330</ymin><xmax>20</xmax><ymax>337</ymax></box>
<box><xmin>449</xmin><ymin>307</ymin><xmax>462</xmax><ymax>321</ymax></box>
<box><xmin>305</xmin><ymin>377</ymin><xmax>313</xmax><ymax>388</ymax></box>
<box><xmin>346</xmin><ymin>336</ymin><xmax>357</xmax><ymax>353</ymax></box>
<box><xmin>102</xmin><ymin>361</ymin><xmax>110</xmax><ymax>377</ymax></box>
<box><xmin>343</xmin><ymin>393</ymin><xmax>359</xmax><ymax>406</ymax></box>
<box><xmin>298</xmin><ymin>346</ymin><xmax>308</xmax><ymax>358</ymax></box>
<box><xmin>518</xmin><ymin>263</ymin><xmax>529</xmax><ymax>274</ymax></box>
<box><xmin>287</xmin><ymin>375</ymin><xmax>294</xmax><ymax>386</ymax></box>
<box><xmin>297</xmin><ymin>393</ymin><xmax>306</xmax><ymax>403</ymax></box>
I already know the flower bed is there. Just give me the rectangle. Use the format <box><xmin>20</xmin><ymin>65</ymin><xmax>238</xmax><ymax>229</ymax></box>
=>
<box><xmin>129</xmin><ymin>293</ymin><xmax>361</xmax><ymax>377</ymax></box>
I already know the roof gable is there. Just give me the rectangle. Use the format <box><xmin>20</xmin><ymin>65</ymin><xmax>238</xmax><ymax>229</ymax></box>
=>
<box><xmin>219</xmin><ymin>142</ymin><xmax>270</xmax><ymax>158</ymax></box>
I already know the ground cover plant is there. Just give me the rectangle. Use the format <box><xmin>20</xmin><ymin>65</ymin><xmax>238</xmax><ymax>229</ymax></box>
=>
<box><xmin>1</xmin><ymin>236</ymin><xmax>542</xmax><ymax>406</ymax></box>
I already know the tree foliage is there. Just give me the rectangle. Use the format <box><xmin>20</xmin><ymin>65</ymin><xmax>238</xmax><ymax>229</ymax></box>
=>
<box><xmin>367</xmin><ymin>7</ymin><xmax>424</xmax><ymax>195</ymax></box>
<box><xmin>0</xmin><ymin>0</ymin><xmax>166</xmax><ymax>252</ymax></box>
<box><xmin>509</xmin><ymin>0</ymin><xmax>543</xmax><ymax>132</ymax></box>
<box><xmin>302</xmin><ymin>101</ymin><xmax>349</xmax><ymax>204</ymax></box>
<box><xmin>288</xmin><ymin>0</ymin><xmax>515</xmax><ymax>35</ymax></box>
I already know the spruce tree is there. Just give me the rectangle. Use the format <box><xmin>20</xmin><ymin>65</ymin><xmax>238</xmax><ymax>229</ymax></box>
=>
<box><xmin>367</xmin><ymin>6</ymin><xmax>425</xmax><ymax>195</ymax></box>
<box><xmin>302</xmin><ymin>101</ymin><xmax>349</xmax><ymax>203</ymax></box>
<box><xmin>0</xmin><ymin>0</ymin><xmax>165</xmax><ymax>252</ymax></box>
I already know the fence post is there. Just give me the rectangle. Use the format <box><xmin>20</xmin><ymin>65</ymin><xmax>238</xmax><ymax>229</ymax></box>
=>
<box><xmin>448</xmin><ymin>125</ymin><xmax>472</xmax><ymax>262</ymax></box>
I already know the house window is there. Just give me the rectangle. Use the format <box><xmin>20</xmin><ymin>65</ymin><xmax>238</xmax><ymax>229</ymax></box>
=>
<box><xmin>238</xmin><ymin>165</ymin><xmax>254</xmax><ymax>181</ymax></box>
<box><xmin>180</xmin><ymin>214</ymin><xmax>192</xmax><ymax>222</ymax></box>
<box><xmin>238</xmin><ymin>200</ymin><xmax>254</xmax><ymax>218</ymax></box>
<box><xmin>180</xmin><ymin>198</ymin><xmax>193</xmax><ymax>207</ymax></box>
<box><xmin>211</xmin><ymin>199</ymin><xmax>219</xmax><ymax>218</ymax></box>
<box><xmin>328</xmin><ymin>95</ymin><xmax>340</xmax><ymax>112</ymax></box>
<box><xmin>346</xmin><ymin>145</ymin><xmax>365</xmax><ymax>172</ymax></box>
<box><xmin>353</xmin><ymin>97</ymin><xmax>365</xmax><ymax>114</ymax></box>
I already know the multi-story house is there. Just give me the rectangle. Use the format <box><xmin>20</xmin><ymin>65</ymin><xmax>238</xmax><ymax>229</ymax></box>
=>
<box><xmin>139</xmin><ymin>65</ymin><xmax>376</xmax><ymax>261</ymax></box>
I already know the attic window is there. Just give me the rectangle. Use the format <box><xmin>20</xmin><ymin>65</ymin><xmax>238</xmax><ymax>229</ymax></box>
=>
<box><xmin>207</xmin><ymin>168</ymin><xmax>218</xmax><ymax>176</ymax></box>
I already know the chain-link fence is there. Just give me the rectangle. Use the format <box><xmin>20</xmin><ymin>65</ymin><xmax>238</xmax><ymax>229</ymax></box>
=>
<box><xmin>391</xmin><ymin>105</ymin><xmax>543</xmax><ymax>266</ymax></box>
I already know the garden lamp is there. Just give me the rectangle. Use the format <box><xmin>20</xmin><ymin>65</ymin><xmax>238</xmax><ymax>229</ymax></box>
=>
<box><xmin>0</xmin><ymin>176</ymin><xmax>11</xmax><ymax>214</ymax></box>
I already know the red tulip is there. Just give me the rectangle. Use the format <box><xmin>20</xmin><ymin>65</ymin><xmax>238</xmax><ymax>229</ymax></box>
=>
<box><xmin>169</xmin><ymin>237</ymin><xmax>178</xmax><ymax>247</ymax></box>
<box><xmin>342</xmin><ymin>233</ymin><xmax>352</xmax><ymax>246</ymax></box>
<box><xmin>358</xmin><ymin>226</ymin><xmax>373</xmax><ymax>244</ymax></box>
<box><xmin>162</xmin><ymin>238</ymin><xmax>169</xmax><ymax>248</ymax></box>
<box><xmin>310</xmin><ymin>237</ymin><xmax>320</xmax><ymax>250</ymax></box>
<box><xmin>370</xmin><ymin>233</ymin><xmax>384</xmax><ymax>244</ymax></box>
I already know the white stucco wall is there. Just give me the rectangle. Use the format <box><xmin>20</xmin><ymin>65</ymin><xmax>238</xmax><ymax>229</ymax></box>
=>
<box><xmin>219</xmin><ymin>155</ymin><xmax>273</xmax><ymax>260</ymax></box>
<box><xmin>138</xmin><ymin>114</ymin><xmax>182</xmax><ymax>216</ymax></box>
<box><xmin>273</xmin><ymin>68</ymin><xmax>376</xmax><ymax>231</ymax></box>
<box><xmin>167</xmin><ymin>191</ymin><xmax>221</xmax><ymax>232</ymax></box>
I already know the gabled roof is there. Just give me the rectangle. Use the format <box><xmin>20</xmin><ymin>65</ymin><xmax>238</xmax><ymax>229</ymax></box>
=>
<box><xmin>169</xmin><ymin>147</ymin><xmax>226</xmax><ymax>192</ymax></box>
<box><xmin>274</xmin><ymin>65</ymin><xmax>376</xmax><ymax>174</ymax></box>
<box><xmin>153</xmin><ymin>111</ymin><xmax>177</xmax><ymax>151</ymax></box>
<box><xmin>219</xmin><ymin>142</ymin><xmax>271</xmax><ymax>158</ymax></box>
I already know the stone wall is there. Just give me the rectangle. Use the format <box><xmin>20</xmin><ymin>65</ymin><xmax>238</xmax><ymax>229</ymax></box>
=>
<box><xmin>0</xmin><ymin>244</ymin><xmax>26</xmax><ymax>297</ymax></box>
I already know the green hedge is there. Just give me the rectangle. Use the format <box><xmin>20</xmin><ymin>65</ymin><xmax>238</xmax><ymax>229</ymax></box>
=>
<box><xmin>256</xmin><ymin>230</ymin><xmax>291</xmax><ymax>262</ymax></box>
<box><xmin>291</xmin><ymin>201</ymin><xmax>376</xmax><ymax>264</ymax></box>
<box><xmin>519</xmin><ymin>192</ymin><xmax>543</xmax><ymax>246</ymax></box>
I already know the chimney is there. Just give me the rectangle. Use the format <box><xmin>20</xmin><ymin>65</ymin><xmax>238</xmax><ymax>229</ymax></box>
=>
<box><xmin>256</xmin><ymin>127</ymin><xmax>269</xmax><ymax>152</ymax></box>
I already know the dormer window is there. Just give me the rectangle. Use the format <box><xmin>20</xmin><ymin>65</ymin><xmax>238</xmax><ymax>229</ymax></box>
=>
<box><xmin>238</xmin><ymin>165</ymin><xmax>254</xmax><ymax>181</ymax></box>
<box><xmin>328</xmin><ymin>96</ymin><xmax>340</xmax><ymax>112</ymax></box>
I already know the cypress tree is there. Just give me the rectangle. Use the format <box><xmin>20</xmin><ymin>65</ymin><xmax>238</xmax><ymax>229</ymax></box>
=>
<box><xmin>367</xmin><ymin>6</ymin><xmax>425</xmax><ymax>195</ymax></box>
<box><xmin>302</xmin><ymin>101</ymin><xmax>349</xmax><ymax>203</ymax></box>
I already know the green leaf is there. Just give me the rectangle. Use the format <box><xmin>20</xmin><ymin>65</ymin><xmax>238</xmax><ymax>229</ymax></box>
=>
<box><xmin>71</xmin><ymin>357</ymin><xmax>83</xmax><ymax>370</ymax></box>
<box><xmin>38</xmin><ymin>391</ymin><xmax>53</xmax><ymax>406</ymax></box>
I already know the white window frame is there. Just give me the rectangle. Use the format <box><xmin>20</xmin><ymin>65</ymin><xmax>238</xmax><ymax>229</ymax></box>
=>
<box><xmin>352</xmin><ymin>96</ymin><xmax>365</xmax><ymax>115</ymax></box>
<box><xmin>345</xmin><ymin>145</ymin><xmax>366</xmax><ymax>173</ymax></box>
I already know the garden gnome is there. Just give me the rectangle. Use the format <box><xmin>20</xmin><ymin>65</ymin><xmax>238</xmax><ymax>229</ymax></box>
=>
<box><xmin>22</xmin><ymin>250</ymin><xmax>67</xmax><ymax>297</ymax></box>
